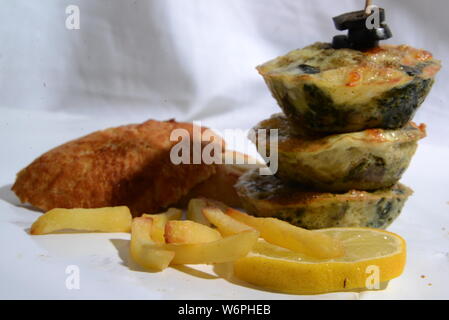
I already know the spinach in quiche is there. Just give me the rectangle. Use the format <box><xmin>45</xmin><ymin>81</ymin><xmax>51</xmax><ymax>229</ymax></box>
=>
<box><xmin>257</xmin><ymin>42</ymin><xmax>440</xmax><ymax>134</ymax></box>
<box><xmin>235</xmin><ymin>169</ymin><xmax>413</xmax><ymax>230</ymax></box>
<box><xmin>251</xmin><ymin>113</ymin><xmax>426</xmax><ymax>192</ymax></box>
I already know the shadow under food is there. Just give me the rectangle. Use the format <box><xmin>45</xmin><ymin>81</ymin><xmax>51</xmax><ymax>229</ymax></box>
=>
<box><xmin>0</xmin><ymin>183</ymin><xmax>42</xmax><ymax>212</ymax></box>
<box><xmin>172</xmin><ymin>265</ymin><xmax>219</xmax><ymax>280</ymax></box>
<box><xmin>110</xmin><ymin>238</ymin><xmax>162</xmax><ymax>274</ymax></box>
<box><xmin>110</xmin><ymin>239</ymin><xmax>218</xmax><ymax>279</ymax></box>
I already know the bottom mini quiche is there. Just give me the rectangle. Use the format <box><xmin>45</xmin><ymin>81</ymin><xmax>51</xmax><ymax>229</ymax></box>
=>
<box><xmin>235</xmin><ymin>169</ymin><xmax>413</xmax><ymax>229</ymax></box>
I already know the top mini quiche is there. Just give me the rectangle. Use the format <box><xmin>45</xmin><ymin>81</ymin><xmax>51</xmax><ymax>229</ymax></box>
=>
<box><xmin>257</xmin><ymin>42</ymin><xmax>441</xmax><ymax>134</ymax></box>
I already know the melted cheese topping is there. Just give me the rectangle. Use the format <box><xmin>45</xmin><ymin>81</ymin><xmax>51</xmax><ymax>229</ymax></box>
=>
<box><xmin>258</xmin><ymin>43</ymin><xmax>441</xmax><ymax>105</ymax></box>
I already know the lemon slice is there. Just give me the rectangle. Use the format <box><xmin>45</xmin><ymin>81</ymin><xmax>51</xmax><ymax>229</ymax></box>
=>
<box><xmin>233</xmin><ymin>228</ymin><xmax>406</xmax><ymax>294</ymax></box>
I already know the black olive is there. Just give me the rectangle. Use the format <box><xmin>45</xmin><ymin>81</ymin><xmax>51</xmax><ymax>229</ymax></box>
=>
<box><xmin>333</xmin><ymin>9</ymin><xmax>385</xmax><ymax>31</ymax></box>
<box><xmin>298</xmin><ymin>64</ymin><xmax>320</xmax><ymax>74</ymax></box>
<box><xmin>373</xmin><ymin>24</ymin><xmax>393</xmax><ymax>40</ymax></box>
<box><xmin>348</xmin><ymin>28</ymin><xmax>379</xmax><ymax>50</ymax></box>
<box><xmin>332</xmin><ymin>8</ymin><xmax>391</xmax><ymax>50</ymax></box>
<box><xmin>332</xmin><ymin>35</ymin><xmax>350</xmax><ymax>49</ymax></box>
<box><xmin>346</xmin><ymin>25</ymin><xmax>392</xmax><ymax>50</ymax></box>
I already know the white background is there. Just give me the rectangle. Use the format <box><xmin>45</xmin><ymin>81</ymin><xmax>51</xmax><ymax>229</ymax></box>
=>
<box><xmin>0</xmin><ymin>0</ymin><xmax>448</xmax><ymax>299</ymax></box>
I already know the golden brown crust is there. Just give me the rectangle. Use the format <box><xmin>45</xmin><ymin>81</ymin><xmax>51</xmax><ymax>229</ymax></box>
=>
<box><xmin>12</xmin><ymin>119</ymin><xmax>223</xmax><ymax>215</ymax></box>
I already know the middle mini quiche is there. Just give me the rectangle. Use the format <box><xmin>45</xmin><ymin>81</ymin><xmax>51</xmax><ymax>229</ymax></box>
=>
<box><xmin>251</xmin><ymin>113</ymin><xmax>426</xmax><ymax>192</ymax></box>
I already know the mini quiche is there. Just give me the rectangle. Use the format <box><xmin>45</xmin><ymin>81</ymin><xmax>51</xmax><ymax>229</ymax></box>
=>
<box><xmin>251</xmin><ymin>113</ymin><xmax>426</xmax><ymax>192</ymax></box>
<box><xmin>235</xmin><ymin>169</ymin><xmax>413</xmax><ymax>230</ymax></box>
<box><xmin>257</xmin><ymin>42</ymin><xmax>440</xmax><ymax>134</ymax></box>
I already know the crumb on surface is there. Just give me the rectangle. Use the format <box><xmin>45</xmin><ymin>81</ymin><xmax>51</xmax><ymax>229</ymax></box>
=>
<box><xmin>421</xmin><ymin>275</ymin><xmax>426</xmax><ymax>279</ymax></box>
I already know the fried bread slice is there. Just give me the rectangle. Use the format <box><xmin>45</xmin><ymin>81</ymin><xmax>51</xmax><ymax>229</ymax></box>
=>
<box><xmin>12</xmin><ymin>119</ymin><xmax>223</xmax><ymax>215</ymax></box>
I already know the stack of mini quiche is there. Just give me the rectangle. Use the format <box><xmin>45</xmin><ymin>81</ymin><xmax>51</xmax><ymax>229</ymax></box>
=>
<box><xmin>236</xmin><ymin>42</ymin><xmax>440</xmax><ymax>230</ymax></box>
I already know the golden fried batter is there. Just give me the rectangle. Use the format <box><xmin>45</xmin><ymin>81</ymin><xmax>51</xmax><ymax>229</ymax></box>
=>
<box><xmin>12</xmin><ymin>119</ymin><xmax>222</xmax><ymax>215</ymax></box>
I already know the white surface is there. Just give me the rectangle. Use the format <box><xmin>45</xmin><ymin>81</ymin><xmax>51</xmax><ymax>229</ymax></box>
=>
<box><xmin>0</xmin><ymin>0</ymin><xmax>448</xmax><ymax>299</ymax></box>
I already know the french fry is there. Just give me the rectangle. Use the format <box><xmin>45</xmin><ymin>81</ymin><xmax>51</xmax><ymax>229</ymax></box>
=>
<box><xmin>165</xmin><ymin>220</ymin><xmax>222</xmax><ymax>244</ymax></box>
<box><xmin>226</xmin><ymin>208</ymin><xmax>344</xmax><ymax>259</ymax></box>
<box><xmin>142</xmin><ymin>208</ymin><xmax>182</xmax><ymax>243</ymax></box>
<box><xmin>187</xmin><ymin>198</ymin><xmax>227</xmax><ymax>226</ymax></box>
<box><xmin>130</xmin><ymin>217</ymin><xmax>175</xmax><ymax>271</ymax></box>
<box><xmin>154</xmin><ymin>230</ymin><xmax>259</xmax><ymax>265</ymax></box>
<box><xmin>30</xmin><ymin>206</ymin><xmax>132</xmax><ymax>235</ymax></box>
<box><xmin>202</xmin><ymin>207</ymin><xmax>254</xmax><ymax>236</ymax></box>
<box><xmin>131</xmin><ymin>217</ymin><xmax>258</xmax><ymax>267</ymax></box>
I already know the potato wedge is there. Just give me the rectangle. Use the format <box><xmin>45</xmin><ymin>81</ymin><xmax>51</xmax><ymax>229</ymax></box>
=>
<box><xmin>202</xmin><ymin>207</ymin><xmax>254</xmax><ymax>236</ymax></box>
<box><xmin>132</xmin><ymin>218</ymin><xmax>257</xmax><ymax>267</ymax></box>
<box><xmin>187</xmin><ymin>198</ymin><xmax>227</xmax><ymax>226</ymax></box>
<box><xmin>130</xmin><ymin>217</ymin><xmax>175</xmax><ymax>271</ymax></box>
<box><xmin>30</xmin><ymin>206</ymin><xmax>132</xmax><ymax>235</ymax></box>
<box><xmin>150</xmin><ymin>230</ymin><xmax>259</xmax><ymax>265</ymax></box>
<box><xmin>165</xmin><ymin>220</ymin><xmax>222</xmax><ymax>244</ymax></box>
<box><xmin>226</xmin><ymin>208</ymin><xmax>344</xmax><ymax>259</ymax></box>
<box><xmin>142</xmin><ymin>208</ymin><xmax>182</xmax><ymax>243</ymax></box>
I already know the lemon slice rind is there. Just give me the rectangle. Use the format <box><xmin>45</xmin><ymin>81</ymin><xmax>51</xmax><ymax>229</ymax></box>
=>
<box><xmin>233</xmin><ymin>227</ymin><xmax>406</xmax><ymax>295</ymax></box>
